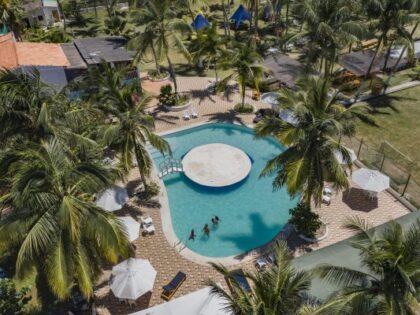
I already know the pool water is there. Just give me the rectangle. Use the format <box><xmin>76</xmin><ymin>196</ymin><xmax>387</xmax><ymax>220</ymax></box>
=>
<box><xmin>150</xmin><ymin>123</ymin><xmax>298</xmax><ymax>257</ymax></box>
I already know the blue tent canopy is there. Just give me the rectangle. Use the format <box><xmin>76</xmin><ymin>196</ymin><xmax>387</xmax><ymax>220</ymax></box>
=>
<box><xmin>191</xmin><ymin>14</ymin><xmax>211</xmax><ymax>31</ymax></box>
<box><xmin>230</xmin><ymin>4</ymin><xmax>252</xmax><ymax>28</ymax></box>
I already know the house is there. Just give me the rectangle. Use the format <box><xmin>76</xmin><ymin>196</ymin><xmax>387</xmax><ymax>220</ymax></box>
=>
<box><xmin>263</xmin><ymin>53</ymin><xmax>305</xmax><ymax>89</ymax></box>
<box><xmin>0</xmin><ymin>33</ymin><xmax>69</xmax><ymax>89</ymax></box>
<box><xmin>22</xmin><ymin>0</ymin><xmax>61</xmax><ymax>28</ymax></box>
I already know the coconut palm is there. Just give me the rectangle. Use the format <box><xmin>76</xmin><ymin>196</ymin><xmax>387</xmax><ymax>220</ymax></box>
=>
<box><xmin>362</xmin><ymin>0</ymin><xmax>418</xmax><ymax>78</ymax></box>
<box><xmin>131</xmin><ymin>0</ymin><xmax>191</xmax><ymax>93</ymax></box>
<box><xmin>93</xmin><ymin>64</ymin><xmax>171</xmax><ymax>191</ymax></box>
<box><xmin>0</xmin><ymin>139</ymin><xmax>131</xmax><ymax>300</ymax></box>
<box><xmin>129</xmin><ymin>27</ymin><xmax>162</xmax><ymax>75</ymax></box>
<box><xmin>218</xmin><ymin>41</ymin><xmax>264</xmax><ymax>107</ymax></box>
<box><xmin>292</xmin><ymin>0</ymin><xmax>363</xmax><ymax>77</ymax></box>
<box><xmin>209</xmin><ymin>241</ymin><xmax>314</xmax><ymax>314</ymax></box>
<box><xmin>255</xmin><ymin>76</ymin><xmax>372</xmax><ymax>206</ymax></box>
<box><xmin>0</xmin><ymin>69</ymin><xmax>98</xmax><ymax>152</ymax></box>
<box><xmin>189</xmin><ymin>25</ymin><xmax>226</xmax><ymax>84</ymax></box>
<box><xmin>314</xmin><ymin>217</ymin><xmax>420</xmax><ymax>314</ymax></box>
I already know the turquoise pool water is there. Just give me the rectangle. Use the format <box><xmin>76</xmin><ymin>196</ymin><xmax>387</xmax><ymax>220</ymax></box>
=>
<box><xmin>150</xmin><ymin>123</ymin><xmax>298</xmax><ymax>257</ymax></box>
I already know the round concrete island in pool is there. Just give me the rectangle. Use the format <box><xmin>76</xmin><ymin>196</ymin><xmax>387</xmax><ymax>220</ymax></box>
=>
<box><xmin>182</xmin><ymin>143</ymin><xmax>252</xmax><ymax>187</ymax></box>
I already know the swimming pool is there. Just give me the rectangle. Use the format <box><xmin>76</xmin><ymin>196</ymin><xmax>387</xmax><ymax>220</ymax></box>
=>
<box><xmin>151</xmin><ymin>123</ymin><xmax>298</xmax><ymax>258</ymax></box>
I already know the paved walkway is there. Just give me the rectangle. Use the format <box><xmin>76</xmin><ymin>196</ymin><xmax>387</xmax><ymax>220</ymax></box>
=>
<box><xmin>93</xmin><ymin>76</ymin><xmax>412</xmax><ymax>315</ymax></box>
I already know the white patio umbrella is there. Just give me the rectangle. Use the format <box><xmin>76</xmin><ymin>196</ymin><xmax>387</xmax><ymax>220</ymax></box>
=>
<box><xmin>96</xmin><ymin>185</ymin><xmax>128</xmax><ymax>212</ymax></box>
<box><xmin>352</xmin><ymin>168</ymin><xmax>390</xmax><ymax>193</ymax></box>
<box><xmin>334</xmin><ymin>147</ymin><xmax>357</xmax><ymax>165</ymax></box>
<box><xmin>119</xmin><ymin>216</ymin><xmax>140</xmax><ymax>242</ymax></box>
<box><xmin>110</xmin><ymin>258</ymin><xmax>157</xmax><ymax>300</ymax></box>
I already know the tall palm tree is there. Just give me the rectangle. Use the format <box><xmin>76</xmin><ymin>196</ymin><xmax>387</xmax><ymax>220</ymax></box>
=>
<box><xmin>255</xmin><ymin>77</ymin><xmax>371</xmax><ymax>206</ymax></box>
<box><xmin>292</xmin><ymin>0</ymin><xmax>363</xmax><ymax>78</ymax></box>
<box><xmin>94</xmin><ymin>64</ymin><xmax>171</xmax><ymax>191</ymax></box>
<box><xmin>209</xmin><ymin>241</ymin><xmax>314</xmax><ymax>314</ymax></box>
<box><xmin>219</xmin><ymin>42</ymin><xmax>264</xmax><ymax>107</ymax></box>
<box><xmin>314</xmin><ymin>217</ymin><xmax>420</xmax><ymax>314</ymax></box>
<box><xmin>129</xmin><ymin>27</ymin><xmax>162</xmax><ymax>75</ymax></box>
<box><xmin>0</xmin><ymin>139</ymin><xmax>131</xmax><ymax>300</ymax></box>
<box><xmin>131</xmin><ymin>0</ymin><xmax>191</xmax><ymax>93</ymax></box>
<box><xmin>189</xmin><ymin>25</ymin><xmax>226</xmax><ymax>84</ymax></box>
<box><xmin>362</xmin><ymin>0</ymin><xmax>417</xmax><ymax>78</ymax></box>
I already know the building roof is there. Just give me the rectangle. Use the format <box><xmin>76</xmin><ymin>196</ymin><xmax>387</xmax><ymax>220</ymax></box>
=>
<box><xmin>263</xmin><ymin>53</ymin><xmax>304</xmax><ymax>88</ymax></box>
<box><xmin>73</xmin><ymin>37</ymin><xmax>135</xmax><ymax>65</ymax></box>
<box><xmin>0</xmin><ymin>33</ymin><xmax>69</xmax><ymax>69</ymax></box>
<box><xmin>61</xmin><ymin>43</ymin><xmax>87</xmax><ymax>69</ymax></box>
<box><xmin>292</xmin><ymin>210</ymin><xmax>420</xmax><ymax>301</ymax></box>
<box><xmin>0</xmin><ymin>33</ymin><xmax>18</xmax><ymax>69</ymax></box>
<box><xmin>339</xmin><ymin>50</ymin><xmax>407</xmax><ymax>77</ymax></box>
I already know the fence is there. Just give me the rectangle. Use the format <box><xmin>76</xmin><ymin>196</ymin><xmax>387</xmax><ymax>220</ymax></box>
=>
<box><xmin>341</xmin><ymin>137</ymin><xmax>420</xmax><ymax>209</ymax></box>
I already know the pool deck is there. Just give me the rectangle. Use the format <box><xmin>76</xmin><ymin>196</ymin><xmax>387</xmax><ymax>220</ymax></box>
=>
<box><xmin>93</xmin><ymin>76</ymin><xmax>413</xmax><ymax>315</ymax></box>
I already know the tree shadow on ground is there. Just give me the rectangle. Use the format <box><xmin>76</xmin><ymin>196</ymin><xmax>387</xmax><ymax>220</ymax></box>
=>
<box><xmin>190</xmin><ymin>88</ymin><xmax>217</xmax><ymax>105</ymax></box>
<box><xmin>365</xmin><ymin>94</ymin><xmax>415</xmax><ymax>115</ymax></box>
<box><xmin>342</xmin><ymin>187</ymin><xmax>379</xmax><ymax>212</ymax></box>
<box><xmin>150</xmin><ymin>108</ymin><xmax>180</xmax><ymax>125</ymax></box>
<box><xmin>203</xmin><ymin>109</ymin><xmax>246</xmax><ymax>126</ymax></box>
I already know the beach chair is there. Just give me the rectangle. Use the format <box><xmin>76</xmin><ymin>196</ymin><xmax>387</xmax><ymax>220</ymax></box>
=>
<box><xmin>322</xmin><ymin>195</ymin><xmax>331</xmax><ymax>205</ymax></box>
<box><xmin>183</xmin><ymin>111</ymin><xmax>190</xmax><ymax>120</ymax></box>
<box><xmin>255</xmin><ymin>257</ymin><xmax>268</xmax><ymax>269</ymax></box>
<box><xmin>143</xmin><ymin>224</ymin><xmax>155</xmax><ymax>235</ymax></box>
<box><xmin>226</xmin><ymin>269</ymin><xmax>252</xmax><ymax>294</ymax></box>
<box><xmin>140</xmin><ymin>216</ymin><xmax>153</xmax><ymax>227</ymax></box>
<box><xmin>161</xmin><ymin>271</ymin><xmax>187</xmax><ymax>301</ymax></box>
<box><xmin>191</xmin><ymin>107</ymin><xmax>199</xmax><ymax>118</ymax></box>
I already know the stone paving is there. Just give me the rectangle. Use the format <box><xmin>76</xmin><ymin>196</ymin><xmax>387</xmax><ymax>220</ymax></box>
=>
<box><xmin>93</xmin><ymin>76</ymin><xmax>412</xmax><ymax>315</ymax></box>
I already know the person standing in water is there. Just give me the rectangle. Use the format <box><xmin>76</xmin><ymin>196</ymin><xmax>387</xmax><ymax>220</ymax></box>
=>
<box><xmin>203</xmin><ymin>224</ymin><xmax>210</xmax><ymax>236</ymax></box>
<box><xmin>189</xmin><ymin>229</ymin><xmax>196</xmax><ymax>241</ymax></box>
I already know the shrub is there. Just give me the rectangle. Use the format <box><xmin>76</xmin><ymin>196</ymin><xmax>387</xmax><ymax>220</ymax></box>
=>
<box><xmin>158</xmin><ymin>85</ymin><xmax>191</xmax><ymax>107</ymax></box>
<box><xmin>234</xmin><ymin>103</ymin><xmax>254</xmax><ymax>114</ymax></box>
<box><xmin>288</xmin><ymin>203</ymin><xmax>322</xmax><ymax>238</ymax></box>
<box><xmin>0</xmin><ymin>279</ymin><xmax>31</xmax><ymax>315</ymax></box>
<box><xmin>148</xmin><ymin>70</ymin><xmax>168</xmax><ymax>81</ymax></box>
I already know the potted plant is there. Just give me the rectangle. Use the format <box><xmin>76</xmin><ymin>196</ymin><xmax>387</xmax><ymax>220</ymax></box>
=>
<box><xmin>148</xmin><ymin>69</ymin><xmax>170</xmax><ymax>82</ymax></box>
<box><xmin>158</xmin><ymin>84</ymin><xmax>192</xmax><ymax>112</ymax></box>
<box><xmin>288</xmin><ymin>203</ymin><xmax>328</xmax><ymax>242</ymax></box>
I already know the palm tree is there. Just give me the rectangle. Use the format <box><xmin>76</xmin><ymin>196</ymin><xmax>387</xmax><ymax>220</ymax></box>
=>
<box><xmin>129</xmin><ymin>27</ymin><xmax>162</xmax><ymax>76</ymax></box>
<box><xmin>209</xmin><ymin>241</ymin><xmax>314</xmax><ymax>314</ymax></box>
<box><xmin>131</xmin><ymin>0</ymin><xmax>191</xmax><ymax>93</ymax></box>
<box><xmin>219</xmin><ymin>42</ymin><xmax>264</xmax><ymax>107</ymax></box>
<box><xmin>189</xmin><ymin>25</ymin><xmax>226</xmax><ymax>84</ymax></box>
<box><xmin>94</xmin><ymin>64</ymin><xmax>171</xmax><ymax>191</ymax></box>
<box><xmin>292</xmin><ymin>0</ymin><xmax>363</xmax><ymax>78</ymax></box>
<box><xmin>314</xmin><ymin>217</ymin><xmax>420</xmax><ymax>314</ymax></box>
<box><xmin>362</xmin><ymin>0</ymin><xmax>417</xmax><ymax>78</ymax></box>
<box><xmin>255</xmin><ymin>77</ymin><xmax>371</xmax><ymax>206</ymax></box>
<box><xmin>0</xmin><ymin>139</ymin><xmax>131</xmax><ymax>300</ymax></box>
<box><xmin>0</xmin><ymin>0</ymin><xmax>23</xmax><ymax>40</ymax></box>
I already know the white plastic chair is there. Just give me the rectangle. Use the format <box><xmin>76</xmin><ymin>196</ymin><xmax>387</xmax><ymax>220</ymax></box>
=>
<box><xmin>191</xmin><ymin>107</ymin><xmax>199</xmax><ymax>118</ymax></box>
<box><xmin>140</xmin><ymin>216</ymin><xmax>153</xmax><ymax>226</ymax></box>
<box><xmin>143</xmin><ymin>224</ymin><xmax>155</xmax><ymax>235</ymax></box>
<box><xmin>322</xmin><ymin>195</ymin><xmax>331</xmax><ymax>205</ymax></box>
<box><xmin>183</xmin><ymin>111</ymin><xmax>190</xmax><ymax>120</ymax></box>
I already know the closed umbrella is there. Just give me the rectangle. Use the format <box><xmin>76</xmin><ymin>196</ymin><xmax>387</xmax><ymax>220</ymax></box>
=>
<box><xmin>96</xmin><ymin>186</ymin><xmax>128</xmax><ymax>212</ymax></box>
<box><xmin>334</xmin><ymin>147</ymin><xmax>357</xmax><ymax>165</ymax></box>
<box><xmin>110</xmin><ymin>258</ymin><xmax>157</xmax><ymax>300</ymax></box>
<box><xmin>119</xmin><ymin>216</ymin><xmax>140</xmax><ymax>242</ymax></box>
<box><xmin>352</xmin><ymin>168</ymin><xmax>390</xmax><ymax>193</ymax></box>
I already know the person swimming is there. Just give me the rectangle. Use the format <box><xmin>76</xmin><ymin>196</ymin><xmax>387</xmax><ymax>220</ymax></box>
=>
<box><xmin>212</xmin><ymin>216</ymin><xmax>220</xmax><ymax>225</ymax></box>
<box><xmin>189</xmin><ymin>229</ymin><xmax>196</xmax><ymax>241</ymax></box>
<box><xmin>203</xmin><ymin>224</ymin><xmax>210</xmax><ymax>236</ymax></box>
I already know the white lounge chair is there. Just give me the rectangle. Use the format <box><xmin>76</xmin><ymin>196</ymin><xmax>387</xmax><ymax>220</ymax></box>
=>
<box><xmin>140</xmin><ymin>216</ymin><xmax>153</xmax><ymax>226</ymax></box>
<box><xmin>183</xmin><ymin>111</ymin><xmax>190</xmax><ymax>120</ymax></box>
<box><xmin>143</xmin><ymin>224</ymin><xmax>155</xmax><ymax>235</ymax></box>
<box><xmin>255</xmin><ymin>257</ymin><xmax>268</xmax><ymax>269</ymax></box>
<box><xmin>323</xmin><ymin>187</ymin><xmax>333</xmax><ymax>196</ymax></box>
<box><xmin>322</xmin><ymin>195</ymin><xmax>331</xmax><ymax>205</ymax></box>
<box><xmin>191</xmin><ymin>107</ymin><xmax>198</xmax><ymax>118</ymax></box>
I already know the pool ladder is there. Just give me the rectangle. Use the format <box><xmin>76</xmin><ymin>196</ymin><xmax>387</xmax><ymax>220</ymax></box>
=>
<box><xmin>158</xmin><ymin>157</ymin><xmax>183</xmax><ymax>178</ymax></box>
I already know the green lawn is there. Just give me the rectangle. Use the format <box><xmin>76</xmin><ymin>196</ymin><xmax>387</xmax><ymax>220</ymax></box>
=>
<box><xmin>350</xmin><ymin>86</ymin><xmax>420</xmax><ymax>205</ymax></box>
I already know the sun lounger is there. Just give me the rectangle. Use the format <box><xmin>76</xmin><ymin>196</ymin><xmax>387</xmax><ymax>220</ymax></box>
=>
<box><xmin>322</xmin><ymin>195</ymin><xmax>331</xmax><ymax>205</ymax></box>
<box><xmin>161</xmin><ymin>271</ymin><xmax>186</xmax><ymax>301</ymax></box>
<box><xmin>191</xmin><ymin>107</ymin><xmax>198</xmax><ymax>118</ymax></box>
<box><xmin>183</xmin><ymin>111</ymin><xmax>190</xmax><ymax>120</ymax></box>
<box><xmin>140</xmin><ymin>216</ymin><xmax>153</xmax><ymax>226</ymax></box>
<box><xmin>143</xmin><ymin>224</ymin><xmax>155</xmax><ymax>235</ymax></box>
<box><xmin>226</xmin><ymin>269</ymin><xmax>252</xmax><ymax>294</ymax></box>
<box><xmin>255</xmin><ymin>257</ymin><xmax>268</xmax><ymax>269</ymax></box>
<box><xmin>323</xmin><ymin>187</ymin><xmax>333</xmax><ymax>196</ymax></box>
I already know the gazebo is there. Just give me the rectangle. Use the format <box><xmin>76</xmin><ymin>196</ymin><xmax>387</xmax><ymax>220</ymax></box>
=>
<box><xmin>191</xmin><ymin>14</ymin><xmax>211</xmax><ymax>31</ymax></box>
<box><xmin>230</xmin><ymin>4</ymin><xmax>252</xmax><ymax>28</ymax></box>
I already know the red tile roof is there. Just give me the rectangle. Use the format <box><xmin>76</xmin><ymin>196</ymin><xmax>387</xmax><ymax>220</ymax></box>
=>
<box><xmin>0</xmin><ymin>33</ymin><xmax>70</xmax><ymax>69</ymax></box>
